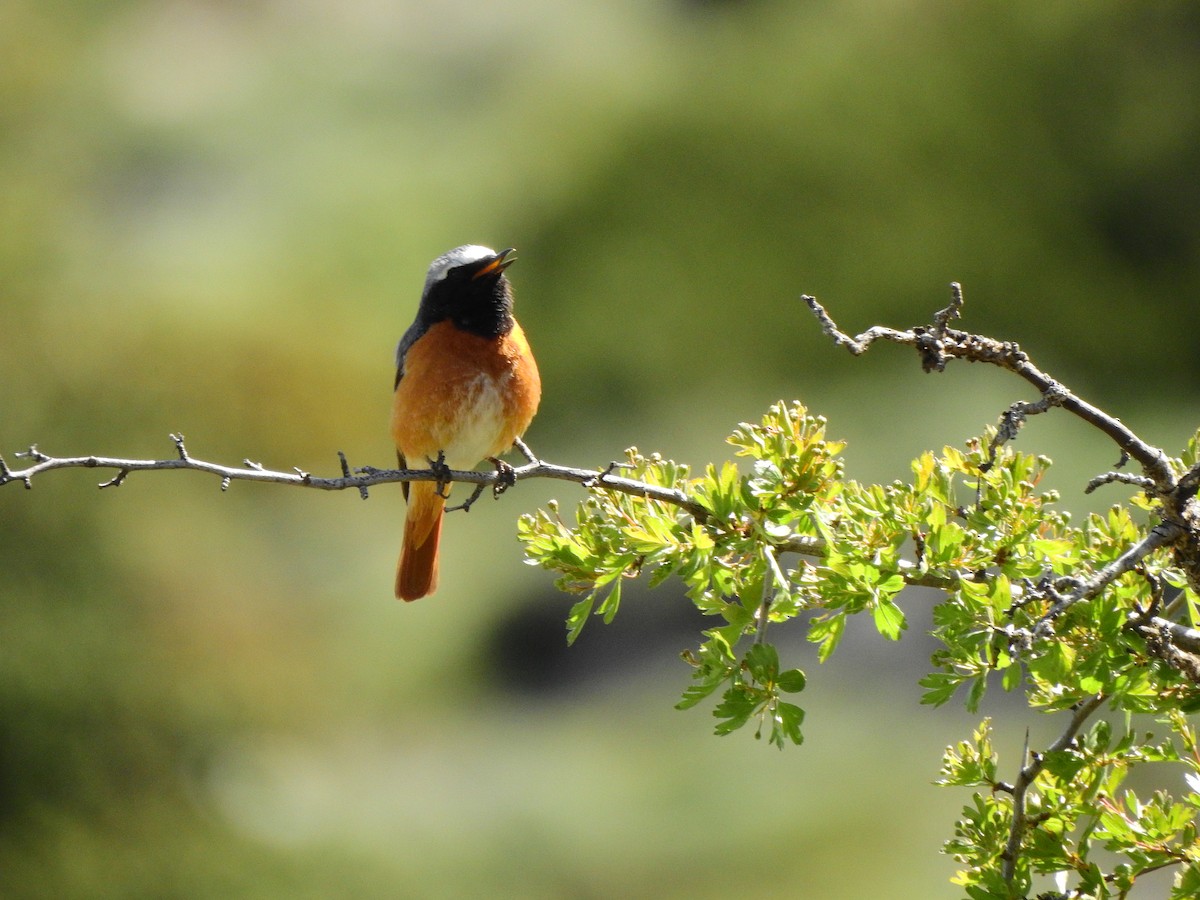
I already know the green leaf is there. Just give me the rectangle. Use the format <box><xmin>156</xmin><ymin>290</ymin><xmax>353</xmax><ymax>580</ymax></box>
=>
<box><xmin>965</xmin><ymin>675</ymin><xmax>988</xmax><ymax>713</ymax></box>
<box><xmin>745</xmin><ymin>642</ymin><xmax>780</xmax><ymax>683</ymax></box>
<box><xmin>565</xmin><ymin>595</ymin><xmax>595</xmax><ymax>646</ymax></box>
<box><xmin>1172</xmin><ymin>862</ymin><xmax>1200</xmax><ymax>900</ymax></box>
<box><xmin>777</xmin><ymin>668</ymin><xmax>807</xmax><ymax>693</ymax></box>
<box><xmin>808</xmin><ymin>612</ymin><xmax>846</xmax><ymax>662</ymax></box>
<box><xmin>596</xmin><ymin>577</ymin><xmax>622</xmax><ymax>625</ymax></box>
<box><xmin>1000</xmin><ymin>662</ymin><xmax>1021</xmax><ymax>693</ymax></box>
<box><xmin>872</xmin><ymin>597</ymin><xmax>907</xmax><ymax>640</ymax></box>
<box><xmin>713</xmin><ymin>687</ymin><xmax>756</xmax><ymax>735</ymax></box>
<box><xmin>920</xmin><ymin>671</ymin><xmax>960</xmax><ymax>707</ymax></box>
<box><xmin>770</xmin><ymin>701</ymin><xmax>805</xmax><ymax>748</ymax></box>
<box><xmin>676</xmin><ymin>668</ymin><xmax>729</xmax><ymax>710</ymax></box>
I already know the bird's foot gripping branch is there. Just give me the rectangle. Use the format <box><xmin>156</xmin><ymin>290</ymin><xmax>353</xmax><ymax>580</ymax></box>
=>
<box><xmin>518</xmin><ymin>291</ymin><xmax>1200</xmax><ymax>896</ymax></box>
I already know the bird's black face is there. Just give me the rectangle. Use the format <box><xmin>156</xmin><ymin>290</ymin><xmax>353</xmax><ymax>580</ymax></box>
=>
<box><xmin>420</xmin><ymin>249</ymin><xmax>517</xmax><ymax>339</ymax></box>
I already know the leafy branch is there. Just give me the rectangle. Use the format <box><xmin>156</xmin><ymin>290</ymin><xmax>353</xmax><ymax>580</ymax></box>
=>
<box><xmin>518</xmin><ymin>286</ymin><xmax>1200</xmax><ymax>896</ymax></box>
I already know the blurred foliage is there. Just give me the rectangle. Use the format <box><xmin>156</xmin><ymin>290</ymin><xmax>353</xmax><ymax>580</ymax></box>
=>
<box><xmin>2</xmin><ymin>1</ymin><xmax>1199</xmax><ymax>897</ymax></box>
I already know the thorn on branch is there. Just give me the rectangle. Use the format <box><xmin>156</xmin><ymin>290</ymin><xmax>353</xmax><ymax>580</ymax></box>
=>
<box><xmin>338</xmin><ymin>450</ymin><xmax>369</xmax><ymax>500</ymax></box>
<box><xmin>584</xmin><ymin>460</ymin><xmax>630</xmax><ymax>489</ymax></box>
<box><xmin>170</xmin><ymin>433</ymin><xmax>189</xmax><ymax>461</ymax></box>
<box><xmin>99</xmin><ymin>469</ymin><xmax>129</xmax><ymax>489</ymax></box>
<box><xmin>1001</xmin><ymin>696</ymin><xmax>1105</xmax><ymax>885</ymax></box>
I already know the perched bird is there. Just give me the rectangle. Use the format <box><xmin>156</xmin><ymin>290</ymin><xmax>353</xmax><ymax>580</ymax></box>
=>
<box><xmin>390</xmin><ymin>245</ymin><xmax>541</xmax><ymax>600</ymax></box>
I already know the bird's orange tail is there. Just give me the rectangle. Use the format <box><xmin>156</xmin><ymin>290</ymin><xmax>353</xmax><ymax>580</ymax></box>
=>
<box><xmin>397</xmin><ymin>481</ymin><xmax>445</xmax><ymax>601</ymax></box>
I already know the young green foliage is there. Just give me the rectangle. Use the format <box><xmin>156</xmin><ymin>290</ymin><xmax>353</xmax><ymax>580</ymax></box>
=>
<box><xmin>517</xmin><ymin>403</ymin><xmax>1200</xmax><ymax>893</ymax></box>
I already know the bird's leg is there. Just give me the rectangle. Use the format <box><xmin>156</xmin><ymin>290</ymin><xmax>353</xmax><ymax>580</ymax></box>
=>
<box><xmin>429</xmin><ymin>450</ymin><xmax>453</xmax><ymax>499</ymax></box>
<box><xmin>445</xmin><ymin>482</ymin><xmax>486</xmax><ymax>513</ymax></box>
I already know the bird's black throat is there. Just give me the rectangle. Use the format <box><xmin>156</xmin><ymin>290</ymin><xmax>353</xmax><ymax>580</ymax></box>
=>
<box><xmin>423</xmin><ymin>272</ymin><xmax>515</xmax><ymax>340</ymax></box>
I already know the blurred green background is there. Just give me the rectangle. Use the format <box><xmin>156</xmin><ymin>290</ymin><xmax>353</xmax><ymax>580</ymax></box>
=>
<box><xmin>3</xmin><ymin>2</ymin><xmax>1200</xmax><ymax>897</ymax></box>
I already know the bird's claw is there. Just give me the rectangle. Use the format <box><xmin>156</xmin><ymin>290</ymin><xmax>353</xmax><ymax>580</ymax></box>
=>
<box><xmin>487</xmin><ymin>456</ymin><xmax>516</xmax><ymax>497</ymax></box>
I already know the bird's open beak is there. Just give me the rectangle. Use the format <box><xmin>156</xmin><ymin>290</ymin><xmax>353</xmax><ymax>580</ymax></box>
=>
<box><xmin>471</xmin><ymin>247</ymin><xmax>517</xmax><ymax>279</ymax></box>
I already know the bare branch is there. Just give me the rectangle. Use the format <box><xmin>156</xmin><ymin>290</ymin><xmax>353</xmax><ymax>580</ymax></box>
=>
<box><xmin>803</xmin><ymin>289</ymin><xmax>1177</xmax><ymax>491</ymax></box>
<box><xmin>1085</xmin><ymin>470</ymin><xmax>1156</xmax><ymax>494</ymax></box>
<box><xmin>0</xmin><ymin>435</ymin><xmax>714</xmax><ymax>522</ymax></box>
<box><xmin>802</xmin><ymin>295</ymin><xmax>915</xmax><ymax>357</ymax></box>
<box><xmin>804</xmin><ymin>285</ymin><xmax>1200</xmax><ymax>630</ymax></box>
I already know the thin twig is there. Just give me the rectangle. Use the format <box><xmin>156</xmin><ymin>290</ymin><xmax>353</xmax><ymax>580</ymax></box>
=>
<box><xmin>0</xmin><ymin>435</ymin><xmax>714</xmax><ymax>521</ymax></box>
<box><xmin>756</xmin><ymin>545</ymin><xmax>788</xmax><ymax>645</ymax></box>
<box><xmin>1033</xmin><ymin>522</ymin><xmax>1184</xmax><ymax>634</ymax></box>
<box><xmin>1001</xmin><ymin>694</ymin><xmax>1107</xmax><ymax>884</ymax></box>
<box><xmin>1085</xmin><ymin>471</ymin><xmax>1156</xmax><ymax>495</ymax></box>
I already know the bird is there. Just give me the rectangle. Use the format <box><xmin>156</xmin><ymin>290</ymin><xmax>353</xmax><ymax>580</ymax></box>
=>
<box><xmin>390</xmin><ymin>245</ymin><xmax>541</xmax><ymax>600</ymax></box>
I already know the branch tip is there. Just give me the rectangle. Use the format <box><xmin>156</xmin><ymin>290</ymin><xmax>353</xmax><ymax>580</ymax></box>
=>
<box><xmin>16</xmin><ymin>444</ymin><xmax>48</xmax><ymax>463</ymax></box>
<box><xmin>932</xmin><ymin>282</ymin><xmax>964</xmax><ymax>335</ymax></box>
<box><xmin>1085</xmin><ymin>471</ymin><xmax>1155</xmax><ymax>495</ymax></box>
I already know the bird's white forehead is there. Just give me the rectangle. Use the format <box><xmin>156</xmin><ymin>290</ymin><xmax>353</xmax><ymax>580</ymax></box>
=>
<box><xmin>425</xmin><ymin>244</ymin><xmax>497</xmax><ymax>287</ymax></box>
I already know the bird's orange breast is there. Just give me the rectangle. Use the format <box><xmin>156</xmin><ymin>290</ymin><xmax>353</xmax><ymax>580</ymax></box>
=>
<box><xmin>391</xmin><ymin>320</ymin><xmax>541</xmax><ymax>469</ymax></box>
